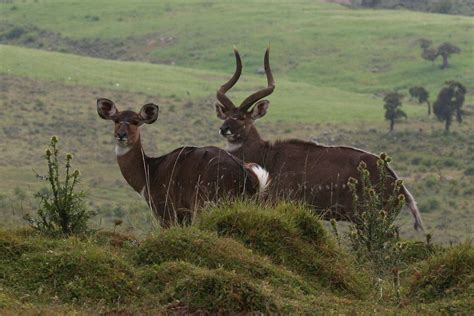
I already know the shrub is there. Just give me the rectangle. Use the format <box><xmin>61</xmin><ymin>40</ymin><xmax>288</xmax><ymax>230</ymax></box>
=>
<box><xmin>24</xmin><ymin>136</ymin><xmax>93</xmax><ymax>236</ymax></box>
<box><xmin>346</xmin><ymin>153</ymin><xmax>404</xmax><ymax>268</ymax></box>
<box><xmin>419</xmin><ymin>198</ymin><xmax>441</xmax><ymax>213</ymax></box>
<box><xmin>464</xmin><ymin>166</ymin><xmax>474</xmax><ymax>176</ymax></box>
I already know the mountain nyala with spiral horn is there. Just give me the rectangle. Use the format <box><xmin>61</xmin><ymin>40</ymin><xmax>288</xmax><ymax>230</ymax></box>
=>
<box><xmin>214</xmin><ymin>48</ymin><xmax>423</xmax><ymax>230</ymax></box>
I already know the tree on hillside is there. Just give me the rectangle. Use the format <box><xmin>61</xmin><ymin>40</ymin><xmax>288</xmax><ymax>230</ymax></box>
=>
<box><xmin>421</xmin><ymin>46</ymin><xmax>439</xmax><ymax>64</ymax></box>
<box><xmin>433</xmin><ymin>81</ymin><xmax>466</xmax><ymax>132</ymax></box>
<box><xmin>419</xmin><ymin>40</ymin><xmax>460</xmax><ymax>69</ymax></box>
<box><xmin>409</xmin><ymin>86</ymin><xmax>431</xmax><ymax>115</ymax></box>
<box><xmin>437</xmin><ymin>42</ymin><xmax>461</xmax><ymax>69</ymax></box>
<box><xmin>384</xmin><ymin>92</ymin><xmax>407</xmax><ymax>132</ymax></box>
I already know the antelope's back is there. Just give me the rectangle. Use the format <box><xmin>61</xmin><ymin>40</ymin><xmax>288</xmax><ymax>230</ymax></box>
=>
<box><xmin>158</xmin><ymin>146</ymin><xmax>255</xmax><ymax>203</ymax></box>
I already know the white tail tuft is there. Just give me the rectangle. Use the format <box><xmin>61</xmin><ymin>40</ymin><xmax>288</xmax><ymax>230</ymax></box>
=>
<box><xmin>246</xmin><ymin>163</ymin><xmax>271</xmax><ymax>194</ymax></box>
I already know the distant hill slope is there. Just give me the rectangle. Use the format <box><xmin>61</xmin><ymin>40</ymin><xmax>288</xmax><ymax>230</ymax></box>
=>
<box><xmin>0</xmin><ymin>1</ymin><xmax>472</xmax><ymax>95</ymax></box>
<box><xmin>1</xmin><ymin>44</ymin><xmax>413</xmax><ymax>124</ymax></box>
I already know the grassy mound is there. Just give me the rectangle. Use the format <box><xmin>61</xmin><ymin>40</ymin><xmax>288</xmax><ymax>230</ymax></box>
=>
<box><xmin>0</xmin><ymin>230</ymin><xmax>138</xmax><ymax>305</ymax></box>
<box><xmin>198</xmin><ymin>201</ymin><xmax>368</xmax><ymax>296</ymax></box>
<box><xmin>141</xmin><ymin>261</ymin><xmax>278</xmax><ymax>313</ymax></box>
<box><xmin>409</xmin><ymin>242</ymin><xmax>474</xmax><ymax>302</ymax></box>
<box><xmin>134</xmin><ymin>227</ymin><xmax>315</xmax><ymax>297</ymax></box>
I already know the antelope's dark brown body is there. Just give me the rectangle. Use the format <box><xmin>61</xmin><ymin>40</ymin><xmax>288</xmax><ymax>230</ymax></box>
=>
<box><xmin>215</xmin><ymin>49</ymin><xmax>423</xmax><ymax>230</ymax></box>
<box><xmin>229</xmin><ymin>133</ymin><xmax>399</xmax><ymax>221</ymax></box>
<box><xmin>118</xmin><ymin>142</ymin><xmax>259</xmax><ymax>226</ymax></box>
<box><xmin>97</xmin><ymin>98</ymin><xmax>267</xmax><ymax>227</ymax></box>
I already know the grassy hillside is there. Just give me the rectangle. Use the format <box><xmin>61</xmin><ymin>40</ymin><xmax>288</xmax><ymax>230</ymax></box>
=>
<box><xmin>0</xmin><ymin>44</ymin><xmax>393</xmax><ymax>123</ymax></box>
<box><xmin>0</xmin><ymin>0</ymin><xmax>473</xmax><ymax>94</ymax></box>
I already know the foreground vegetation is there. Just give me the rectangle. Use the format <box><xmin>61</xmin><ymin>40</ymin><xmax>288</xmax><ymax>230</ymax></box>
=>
<box><xmin>1</xmin><ymin>201</ymin><xmax>472</xmax><ymax>314</ymax></box>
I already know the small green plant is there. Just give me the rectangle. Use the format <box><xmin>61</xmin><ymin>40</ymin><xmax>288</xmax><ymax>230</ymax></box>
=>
<box><xmin>347</xmin><ymin>153</ymin><xmax>405</xmax><ymax>267</ymax></box>
<box><xmin>25</xmin><ymin>136</ymin><xmax>93</xmax><ymax>236</ymax></box>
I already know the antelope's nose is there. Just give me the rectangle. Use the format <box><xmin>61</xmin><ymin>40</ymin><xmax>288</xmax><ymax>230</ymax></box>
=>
<box><xmin>117</xmin><ymin>132</ymin><xmax>127</xmax><ymax>140</ymax></box>
<box><xmin>219</xmin><ymin>126</ymin><xmax>231</xmax><ymax>135</ymax></box>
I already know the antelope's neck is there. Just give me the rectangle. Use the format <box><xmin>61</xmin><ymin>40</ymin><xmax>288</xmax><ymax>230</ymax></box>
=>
<box><xmin>116</xmin><ymin>140</ymin><xmax>148</xmax><ymax>193</ymax></box>
<box><xmin>229</xmin><ymin>126</ymin><xmax>267</xmax><ymax>165</ymax></box>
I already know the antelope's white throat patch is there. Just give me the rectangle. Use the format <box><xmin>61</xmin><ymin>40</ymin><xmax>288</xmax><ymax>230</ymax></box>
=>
<box><xmin>115</xmin><ymin>145</ymin><xmax>132</xmax><ymax>156</ymax></box>
<box><xmin>226</xmin><ymin>142</ymin><xmax>242</xmax><ymax>152</ymax></box>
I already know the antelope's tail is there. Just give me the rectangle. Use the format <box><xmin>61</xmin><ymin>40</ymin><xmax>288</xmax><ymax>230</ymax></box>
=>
<box><xmin>385</xmin><ymin>165</ymin><xmax>424</xmax><ymax>231</ymax></box>
<box><xmin>402</xmin><ymin>186</ymin><xmax>424</xmax><ymax>231</ymax></box>
<box><xmin>244</xmin><ymin>163</ymin><xmax>271</xmax><ymax>195</ymax></box>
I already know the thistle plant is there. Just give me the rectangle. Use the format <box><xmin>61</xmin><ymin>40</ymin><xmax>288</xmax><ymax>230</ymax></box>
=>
<box><xmin>347</xmin><ymin>153</ymin><xmax>404</xmax><ymax>267</ymax></box>
<box><xmin>25</xmin><ymin>136</ymin><xmax>93</xmax><ymax>236</ymax></box>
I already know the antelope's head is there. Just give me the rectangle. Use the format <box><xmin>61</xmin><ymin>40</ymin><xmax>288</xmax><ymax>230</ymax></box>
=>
<box><xmin>97</xmin><ymin>98</ymin><xmax>159</xmax><ymax>154</ymax></box>
<box><xmin>215</xmin><ymin>48</ymin><xmax>275</xmax><ymax>145</ymax></box>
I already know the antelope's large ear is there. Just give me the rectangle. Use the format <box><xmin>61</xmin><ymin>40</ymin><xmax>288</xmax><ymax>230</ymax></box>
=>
<box><xmin>139</xmin><ymin>103</ymin><xmax>159</xmax><ymax>124</ymax></box>
<box><xmin>250</xmin><ymin>100</ymin><xmax>269</xmax><ymax>120</ymax></box>
<box><xmin>215</xmin><ymin>102</ymin><xmax>228</xmax><ymax>120</ymax></box>
<box><xmin>97</xmin><ymin>98</ymin><xmax>118</xmax><ymax>120</ymax></box>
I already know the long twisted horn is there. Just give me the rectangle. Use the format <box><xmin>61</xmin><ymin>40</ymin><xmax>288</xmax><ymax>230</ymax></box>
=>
<box><xmin>239</xmin><ymin>48</ymin><xmax>275</xmax><ymax>112</ymax></box>
<box><xmin>216</xmin><ymin>48</ymin><xmax>242</xmax><ymax>110</ymax></box>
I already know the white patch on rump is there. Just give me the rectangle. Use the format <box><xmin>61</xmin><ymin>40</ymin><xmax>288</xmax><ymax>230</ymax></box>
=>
<box><xmin>115</xmin><ymin>145</ymin><xmax>132</xmax><ymax>156</ymax></box>
<box><xmin>246</xmin><ymin>163</ymin><xmax>271</xmax><ymax>194</ymax></box>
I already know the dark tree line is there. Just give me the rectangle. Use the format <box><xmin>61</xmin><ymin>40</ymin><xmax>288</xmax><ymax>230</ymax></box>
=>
<box><xmin>385</xmin><ymin>81</ymin><xmax>466</xmax><ymax>132</ymax></box>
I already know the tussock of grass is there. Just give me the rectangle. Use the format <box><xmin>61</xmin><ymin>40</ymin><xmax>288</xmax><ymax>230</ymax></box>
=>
<box><xmin>197</xmin><ymin>201</ymin><xmax>369</xmax><ymax>296</ymax></box>
<box><xmin>0</xmin><ymin>230</ymin><xmax>33</xmax><ymax>260</ymax></box>
<box><xmin>397</xmin><ymin>240</ymin><xmax>438</xmax><ymax>265</ymax></box>
<box><xmin>409</xmin><ymin>242</ymin><xmax>474</xmax><ymax>302</ymax></box>
<box><xmin>0</xmin><ymin>230</ymin><xmax>137</xmax><ymax>305</ymax></box>
<box><xmin>91</xmin><ymin>230</ymin><xmax>137</xmax><ymax>248</ymax></box>
<box><xmin>0</xmin><ymin>290</ymin><xmax>18</xmax><ymax>308</ymax></box>
<box><xmin>141</xmin><ymin>261</ymin><xmax>279</xmax><ymax>313</ymax></box>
